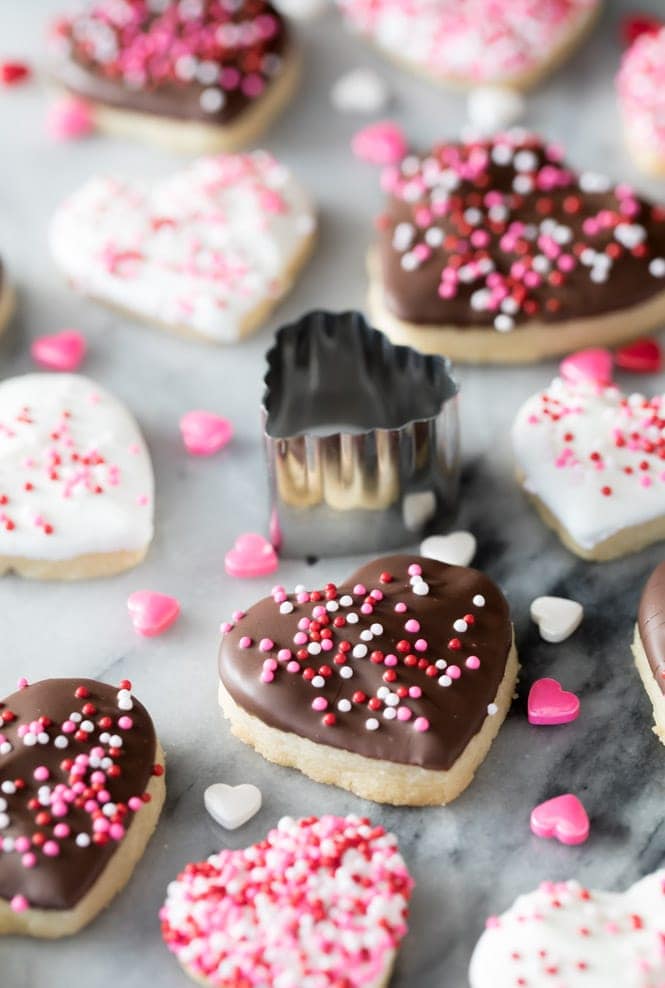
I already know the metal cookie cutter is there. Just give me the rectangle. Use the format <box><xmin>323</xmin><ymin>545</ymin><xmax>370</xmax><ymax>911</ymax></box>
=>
<box><xmin>262</xmin><ymin>310</ymin><xmax>460</xmax><ymax>558</ymax></box>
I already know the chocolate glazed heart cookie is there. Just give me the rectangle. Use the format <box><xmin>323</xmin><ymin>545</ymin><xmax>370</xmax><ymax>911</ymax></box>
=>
<box><xmin>633</xmin><ymin>562</ymin><xmax>665</xmax><ymax>745</ymax></box>
<box><xmin>48</xmin><ymin>0</ymin><xmax>299</xmax><ymax>153</ymax></box>
<box><xmin>368</xmin><ymin>130</ymin><xmax>665</xmax><ymax>363</ymax></box>
<box><xmin>219</xmin><ymin>555</ymin><xmax>518</xmax><ymax>805</ymax></box>
<box><xmin>0</xmin><ymin>678</ymin><xmax>165</xmax><ymax>938</ymax></box>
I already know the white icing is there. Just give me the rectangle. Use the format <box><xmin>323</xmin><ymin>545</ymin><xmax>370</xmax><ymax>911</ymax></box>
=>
<box><xmin>50</xmin><ymin>152</ymin><xmax>315</xmax><ymax>343</ymax></box>
<box><xmin>512</xmin><ymin>377</ymin><xmax>665</xmax><ymax>550</ymax></box>
<box><xmin>470</xmin><ymin>871</ymin><xmax>665</xmax><ymax>987</ymax></box>
<box><xmin>0</xmin><ymin>374</ymin><xmax>153</xmax><ymax>561</ymax></box>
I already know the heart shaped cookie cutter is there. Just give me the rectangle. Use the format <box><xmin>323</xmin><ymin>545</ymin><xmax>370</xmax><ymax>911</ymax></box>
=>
<box><xmin>262</xmin><ymin>310</ymin><xmax>460</xmax><ymax>557</ymax></box>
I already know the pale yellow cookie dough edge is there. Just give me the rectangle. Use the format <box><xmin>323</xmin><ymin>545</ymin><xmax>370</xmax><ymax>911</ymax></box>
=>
<box><xmin>218</xmin><ymin>634</ymin><xmax>519</xmax><ymax>807</ymax></box>
<box><xmin>632</xmin><ymin>625</ymin><xmax>665</xmax><ymax>745</ymax></box>
<box><xmin>0</xmin><ymin>741</ymin><xmax>165</xmax><ymax>939</ymax></box>
<box><xmin>0</xmin><ymin>543</ymin><xmax>149</xmax><ymax>581</ymax></box>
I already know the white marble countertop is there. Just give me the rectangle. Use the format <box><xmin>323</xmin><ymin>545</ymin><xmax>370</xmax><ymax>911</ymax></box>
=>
<box><xmin>2</xmin><ymin>1</ymin><xmax>665</xmax><ymax>985</ymax></box>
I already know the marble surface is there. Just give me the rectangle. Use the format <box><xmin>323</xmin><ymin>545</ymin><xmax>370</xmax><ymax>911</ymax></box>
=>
<box><xmin>2</xmin><ymin>1</ymin><xmax>665</xmax><ymax>985</ymax></box>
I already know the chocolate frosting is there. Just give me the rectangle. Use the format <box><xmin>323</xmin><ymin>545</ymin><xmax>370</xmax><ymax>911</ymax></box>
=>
<box><xmin>638</xmin><ymin>562</ymin><xmax>665</xmax><ymax>694</ymax></box>
<box><xmin>219</xmin><ymin>555</ymin><xmax>513</xmax><ymax>771</ymax></box>
<box><xmin>377</xmin><ymin>132</ymin><xmax>665</xmax><ymax>328</ymax></box>
<box><xmin>50</xmin><ymin>0</ymin><xmax>289</xmax><ymax>126</ymax></box>
<box><xmin>0</xmin><ymin>678</ymin><xmax>158</xmax><ymax>911</ymax></box>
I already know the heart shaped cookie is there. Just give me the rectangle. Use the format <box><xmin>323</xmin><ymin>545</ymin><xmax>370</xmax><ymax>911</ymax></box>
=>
<box><xmin>368</xmin><ymin>131</ymin><xmax>665</xmax><ymax>363</ymax></box>
<box><xmin>0</xmin><ymin>374</ymin><xmax>153</xmax><ymax>580</ymax></box>
<box><xmin>0</xmin><ymin>677</ymin><xmax>165</xmax><ymax>937</ymax></box>
<box><xmin>160</xmin><ymin>814</ymin><xmax>413</xmax><ymax>987</ymax></box>
<box><xmin>618</xmin><ymin>27</ymin><xmax>665</xmax><ymax>177</ymax></box>
<box><xmin>48</xmin><ymin>0</ymin><xmax>299</xmax><ymax>153</ymax></box>
<box><xmin>339</xmin><ymin>0</ymin><xmax>599</xmax><ymax>91</ymax></box>
<box><xmin>513</xmin><ymin>372</ymin><xmax>665</xmax><ymax>561</ymax></box>
<box><xmin>50</xmin><ymin>152</ymin><xmax>315</xmax><ymax>344</ymax></box>
<box><xmin>469</xmin><ymin>871</ymin><xmax>665</xmax><ymax>987</ymax></box>
<box><xmin>634</xmin><ymin>561</ymin><xmax>665</xmax><ymax>745</ymax></box>
<box><xmin>218</xmin><ymin>554</ymin><xmax>517</xmax><ymax>805</ymax></box>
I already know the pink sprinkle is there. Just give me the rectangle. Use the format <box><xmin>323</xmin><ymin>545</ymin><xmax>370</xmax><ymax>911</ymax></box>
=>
<box><xmin>239</xmin><ymin>636</ymin><xmax>252</xmax><ymax>649</ymax></box>
<box><xmin>298</xmin><ymin>618</ymin><xmax>311</xmax><ymax>631</ymax></box>
<box><xmin>361</xmin><ymin>603</ymin><xmax>374</xmax><ymax>615</ymax></box>
<box><xmin>128</xmin><ymin>797</ymin><xmax>143</xmax><ymax>812</ymax></box>
<box><xmin>353</xmin><ymin>584</ymin><xmax>366</xmax><ymax>595</ymax></box>
<box><xmin>321</xmin><ymin>638</ymin><xmax>334</xmax><ymax>652</ymax></box>
<box><xmin>414</xmin><ymin>717</ymin><xmax>430</xmax><ymax>732</ymax></box>
<box><xmin>408</xmin><ymin>564</ymin><xmax>422</xmax><ymax>576</ymax></box>
<box><xmin>409</xmin><ymin>686</ymin><xmax>422</xmax><ymax>699</ymax></box>
<box><xmin>118</xmin><ymin>716</ymin><xmax>133</xmax><ymax>730</ymax></box>
<box><xmin>312</xmin><ymin>697</ymin><xmax>328</xmax><ymax>712</ymax></box>
<box><xmin>404</xmin><ymin>619</ymin><xmax>420</xmax><ymax>633</ymax></box>
<box><xmin>262</xmin><ymin>659</ymin><xmax>278</xmax><ymax>672</ymax></box>
<box><xmin>109</xmin><ymin>823</ymin><xmax>125</xmax><ymax>841</ymax></box>
<box><xmin>220</xmin><ymin>622</ymin><xmax>234</xmax><ymax>634</ymax></box>
<box><xmin>286</xmin><ymin>661</ymin><xmax>300</xmax><ymax>673</ymax></box>
<box><xmin>33</xmin><ymin>766</ymin><xmax>49</xmax><ymax>782</ymax></box>
<box><xmin>277</xmin><ymin>649</ymin><xmax>292</xmax><ymax>662</ymax></box>
<box><xmin>260</xmin><ymin>670</ymin><xmax>275</xmax><ymax>684</ymax></box>
<box><xmin>43</xmin><ymin>841</ymin><xmax>60</xmax><ymax>858</ymax></box>
<box><xmin>448</xmin><ymin>665</ymin><xmax>462</xmax><ymax>679</ymax></box>
<box><xmin>466</xmin><ymin>656</ymin><xmax>481</xmax><ymax>670</ymax></box>
<box><xmin>397</xmin><ymin>707</ymin><xmax>412</xmax><ymax>721</ymax></box>
<box><xmin>10</xmin><ymin>895</ymin><xmax>28</xmax><ymax>913</ymax></box>
<box><xmin>22</xmin><ymin>852</ymin><xmax>37</xmax><ymax>869</ymax></box>
<box><xmin>384</xmin><ymin>654</ymin><xmax>398</xmax><ymax>667</ymax></box>
<box><xmin>394</xmin><ymin>602</ymin><xmax>407</xmax><ymax>613</ymax></box>
<box><xmin>53</xmin><ymin>824</ymin><xmax>70</xmax><ymax>838</ymax></box>
<box><xmin>414</xmin><ymin>638</ymin><xmax>428</xmax><ymax>652</ymax></box>
<box><xmin>259</xmin><ymin>638</ymin><xmax>274</xmax><ymax>652</ymax></box>
<box><xmin>294</xmin><ymin>632</ymin><xmax>308</xmax><ymax>645</ymax></box>
<box><xmin>17</xmin><ymin>677</ymin><xmax>28</xmax><ymax>689</ymax></box>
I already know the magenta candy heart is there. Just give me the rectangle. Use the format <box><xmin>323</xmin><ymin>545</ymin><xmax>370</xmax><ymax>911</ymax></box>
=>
<box><xmin>528</xmin><ymin>678</ymin><xmax>580</xmax><ymax>726</ymax></box>
<box><xmin>127</xmin><ymin>591</ymin><xmax>180</xmax><ymax>637</ymax></box>
<box><xmin>180</xmin><ymin>410</ymin><xmax>233</xmax><ymax>456</ymax></box>
<box><xmin>559</xmin><ymin>348</ymin><xmax>613</xmax><ymax>388</ymax></box>
<box><xmin>225</xmin><ymin>533</ymin><xmax>278</xmax><ymax>579</ymax></box>
<box><xmin>46</xmin><ymin>97</ymin><xmax>95</xmax><ymax>141</ymax></box>
<box><xmin>31</xmin><ymin>330</ymin><xmax>87</xmax><ymax>371</ymax></box>
<box><xmin>351</xmin><ymin>121</ymin><xmax>407</xmax><ymax>166</ymax></box>
<box><xmin>530</xmin><ymin>794</ymin><xmax>589</xmax><ymax>846</ymax></box>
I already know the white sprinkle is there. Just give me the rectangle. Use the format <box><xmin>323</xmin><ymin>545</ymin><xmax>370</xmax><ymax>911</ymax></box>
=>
<box><xmin>435</xmin><ymin>659</ymin><xmax>448</xmax><ymax>670</ymax></box>
<box><xmin>0</xmin><ymin>813</ymin><xmax>9</xmax><ymax>829</ymax></box>
<box><xmin>1</xmin><ymin>782</ymin><xmax>16</xmax><ymax>795</ymax></box>
<box><xmin>579</xmin><ymin>171</ymin><xmax>611</xmax><ymax>193</ymax></box>
<box><xmin>494</xmin><ymin>314</ymin><xmax>515</xmax><ymax>333</ymax></box>
<box><xmin>308</xmin><ymin>642</ymin><xmax>322</xmax><ymax>655</ymax></box>
<box><xmin>392</xmin><ymin>222</ymin><xmax>415</xmax><ymax>252</ymax></box>
<box><xmin>425</xmin><ymin>227</ymin><xmax>444</xmax><ymax>247</ymax></box>
<box><xmin>473</xmin><ymin>594</ymin><xmax>486</xmax><ymax>607</ymax></box>
<box><xmin>200</xmin><ymin>87</ymin><xmax>225</xmax><ymax>114</ymax></box>
<box><xmin>439</xmin><ymin>675</ymin><xmax>452</xmax><ymax>687</ymax></box>
<box><xmin>339</xmin><ymin>666</ymin><xmax>353</xmax><ymax>679</ymax></box>
<box><xmin>0</xmin><ymin>798</ymin><xmax>6</xmax><ymax>811</ymax></box>
<box><xmin>360</xmin><ymin>629</ymin><xmax>374</xmax><ymax>642</ymax></box>
<box><xmin>385</xmin><ymin>693</ymin><xmax>400</xmax><ymax>707</ymax></box>
<box><xmin>487</xmin><ymin>703</ymin><xmax>498</xmax><ymax>716</ymax></box>
<box><xmin>353</xmin><ymin>643</ymin><xmax>368</xmax><ymax>659</ymax></box>
<box><xmin>0</xmin><ymin>742</ymin><xmax>11</xmax><ymax>755</ymax></box>
<box><xmin>54</xmin><ymin>736</ymin><xmax>68</xmax><ymax>749</ymax></box>
<box><xmin>69</xmin><ymin>712</ymin><xmax>82</xmax><ymax>723</ymax></box>
<box><xmin>347</xmin><ymin>613</ymin><xmax>359</xmax><ymax>624</ymax></box>
<box><xmin>377</xmin><ymin>686</ymin><xmax>390</xmax><ymax>699</ymax></box>
<box><xmin>76</xmin><ymin>833</ymin><xmax>91</xmax><ymax>848</ymax></box>
<box><xmin>370</xmin><ymin>623</ymin><xmax>383</xmax><ymax>636</ymax></box>
<box><xmin>81</xmin><ymin>720</ymin><xmax>94</xmax><ymax>733</ymax></box>
<box><xmin>453</xmin><ymin>619</ymin><xmax>468</xmax><ymax>633</ymax></box>
<box><xmin>514</xmin><ymin>150</ymin><xmax>537</xmax><ymax>172</ymax></box>
<box><xmin>383</xmin><ymin>707</ymin><xmax>397</xmax><ymax>720</ymax></box>
<box><xmin>365</xmin><ymin>718</ymin><xmax>380</xmax><ymax>731</ymax></box>
<box><xmin>413</xmin><ymin>582</ymin><xmax>430</xmax><ymax>596</ymax></box>
<box><xmin>339</xmin><ymin>595</ymin><xmax>353</xmax><ymax>607</ymax></box>
<box><xmin>23</xmin><ymin>733</ymin><xmax>36</xmax><ymax>746</ymax></box>
<box><xmin>337</xmin><ymin>699</ymin><xmax>352</xmax><ymax>713</ymax></box>
<box><xmin>280</xmin><ymin>601</ymin><xmax>294</xmax><ymax>614</ymax></box>
<box><xmin>650</xmin><ymin>258</ymin><xmax>665</xmax><ymax>277</ymax></box>
<box><xmin>311</xmin><ymin>676</ymin><xmax>325</xmax><ymax>688</ymax></box>
<box><xmin>326</xmin><ymin>600</ymin><xmax>339</xmax><ymax>612</ymax></box>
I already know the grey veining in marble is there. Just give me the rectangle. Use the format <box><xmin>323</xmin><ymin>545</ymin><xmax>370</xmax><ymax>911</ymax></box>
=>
<box><xmin>2</xmin><ymin>1</ymin><xmax>665</xmax><ymax>985</ymax></box>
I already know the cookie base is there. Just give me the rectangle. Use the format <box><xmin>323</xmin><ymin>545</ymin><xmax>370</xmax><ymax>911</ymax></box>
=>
<box><xmin>218</xmin><ymin>636</ymin><xmax>518</xmax><ymax>806</ymax></box>
<box><xmin>0</xmin><ymin>281</ymin><xmax>16</xmax><ymax>336</ymax></box>
<box><xmin>624</xmin><ymin>131</ymin><xmax>665</xmax><ymax>179</ymax></box>
<box><xmin>58</xmin><ymin>227</ymin><xmax>315</xmax><ymax>346</ymax></box>
<box><xmin>0</xmin><ymin>544</ymin><xmax>149</xmax><ymax>580</ymax></box>
<box><xmin>61</xmin><ymin>48</ymin><xmax>301</xmax><ymax>154</ymax></box>
<box><xmin>179</xmin><ymin>950</ymin><xmax>396</xmax><ymax>988</ymax></box>
<box><xmin>632</xmin><ymin>626</ymin><xmax>665</xmax><ymax>745</ymax></box>
<box><xmin>352</xmin><ymin>2</ymin><xmax>599</xmax><ymax>92</ymax></box>
<box><xmin>516</xmin><ymin>472</ymin><xmax>665</xmax><ymax>562</ymax></box>
<box><xmin>367</xmin><ymin>248</ymin><xmax>665</xmax><ymax>364</ymax></box>
<box><xmin>0</xmin><ymin>741</ymin><xmax>165</xmax><ymax>938</ymax></box>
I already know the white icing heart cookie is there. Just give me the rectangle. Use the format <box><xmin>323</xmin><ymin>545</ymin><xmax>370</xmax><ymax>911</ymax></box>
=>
<box><xmin>50</xmin><ymin>152</ymin><xmax>316</xmax><ymax>344</ymax></box>
<box><xmin>470</xmin><ymin>871</ymin><xmax>665</xmax><ymax>987</ymax></box>
<box><xmin>338</xmin><ymin>0</ymin><xmax>600</xmax><ymax>91</ymax></box>
<box><xmin>160</xmin><ymin>814</ymin><xmax>413</xmax><ymax>987</ymax></box>
<box><xmin>512</xmin><ymin>375</ymin><xmax>665</xmax><ymax>561</ymax></box>
<box><xmin>0</xmin><ymin>374</ymin><xmax>153</xmax><ymax>579</ymax></box>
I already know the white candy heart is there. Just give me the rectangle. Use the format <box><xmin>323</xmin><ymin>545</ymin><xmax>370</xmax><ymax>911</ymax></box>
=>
<box><xmin>470</xmin><ymin>870</ymin><xmax>665</xmax><ymax>987</ymax></box>
<box><xmin>330</xmin><ymin>68</ymin><xmax>390</xmax><ymax>114</ymax></box>
<box><xmin>204</xmin><ymin>783</ymin><xmax>262</xmax><ymax>830</ymax></box>
<box><xmin>530</xmin><ymin>596</ymin><xmax>583</xmax><ymax>643</ymax></box>
<box><xmin>466</xmin><ymin>86</ymin><xmax>525</xmax><ymax>136</ymax></box>
<box><xmin>420</xmin><ymin>531</ymin><xmax>477</xmax><ymax>567</ymax></box>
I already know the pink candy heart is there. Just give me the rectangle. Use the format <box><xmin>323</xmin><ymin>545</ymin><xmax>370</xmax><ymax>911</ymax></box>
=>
<box><xmin>351</xmin><ymin>120</ymin><xmax>407</xmax><ymax>166</ymax></box>
<box><xmin>225</xmin><ymin>533</ymin><xmax>278</xmax><ymax>579</ymax></box>
<box><xmin>127</xmin><ymin>591</ymin><xmax>180</xmax><ymax>637</ymax></box>
<box><xmin>31</xmin><ymin>330</ymin><xmax>87</xmax><ymax>371</ymax></box>
<box><xmin>530</xmin><ymin>794</ymin><xmax>590</xmax><ymax>846</ymax></box>
<box><xmin>180</xmin><ymin>410</ymin><xmax>233</xmax><ymax>456</ymax></box>
<box><xmin>528</xmin><ymin>678</ymin><xmax>580</xmax><ymax>726</ymax></box>
<box><xmin>559</xmin><ymin>348</ymin><xmax>613</xmax><ymax>388</ymax></box>
<box><xmin>46</xmin><ymin>96</ymin><xmax>95</xmax><ymax>141</ymax></box>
